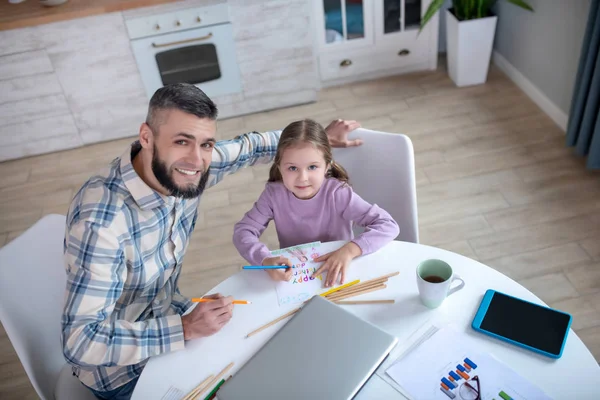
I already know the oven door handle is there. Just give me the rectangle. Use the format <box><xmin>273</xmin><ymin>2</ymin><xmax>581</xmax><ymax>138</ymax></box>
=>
<box><xmin>152</xmin><ymin>33</ymin><xmax>213</xmax><ymax>48</ymax></box>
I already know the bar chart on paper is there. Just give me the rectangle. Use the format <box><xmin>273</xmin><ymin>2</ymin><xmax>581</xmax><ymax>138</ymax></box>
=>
<box><xmin>438</xmin><ymin>356</ymin><xmax>480</xmax><ymax>399</ymax></box>
<box><xmin>385</xmin><ymin>327</ymin><xmax>552</xmax><ymax>400</ymax></box>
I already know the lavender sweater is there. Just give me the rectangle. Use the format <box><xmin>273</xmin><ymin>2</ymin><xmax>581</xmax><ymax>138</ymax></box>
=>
<box><xmin>233</xmin><ymin>178</ymin><xmax>400</xmax><ymax>265</ymax></box>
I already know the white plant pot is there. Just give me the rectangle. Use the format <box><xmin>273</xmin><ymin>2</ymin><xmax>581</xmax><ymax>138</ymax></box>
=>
<box><xmin>446</xmin><ymin>9</ymin><xmax>498</xmax><ymax>87</ymax></box>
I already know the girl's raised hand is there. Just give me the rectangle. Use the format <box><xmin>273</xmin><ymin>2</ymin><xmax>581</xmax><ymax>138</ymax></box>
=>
<box><xmin>262</xmin><ymin>256</ymin><xmax>293</xmax><ymax>282</ymax></box>
<box><xmin>311</xmin><ymin>242</ymin><xmax>362</xmax><ymax>287</ymax></box>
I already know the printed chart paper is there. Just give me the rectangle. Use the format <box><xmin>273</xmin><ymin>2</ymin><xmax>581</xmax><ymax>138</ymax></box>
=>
<box><xmin>385</xmin><ymin>327</ymin><xmax>552</xmax><ymax>400</ymax></box>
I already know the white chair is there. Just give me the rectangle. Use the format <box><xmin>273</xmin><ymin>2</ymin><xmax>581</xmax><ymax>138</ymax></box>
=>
<box><xmin>332</xmin><ymin>128</ymin><xmax>419</xmax><ymax>243</ymax></box>
<box><xmin>0</xmin><ymin>214</ymin><xmax>96</xmax><ymax>400</ymax></box>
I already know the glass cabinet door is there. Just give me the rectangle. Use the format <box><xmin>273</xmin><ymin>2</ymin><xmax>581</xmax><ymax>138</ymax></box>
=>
<box><xmin>381</xmin><ymin>0</ymin><xmax>422</xmax><ymax>34</ymax></box>
<box><xmin>322</xmin><ymin>0</ymin><xmax>367</xmax><ymax>44</ymax></box>
<box><xmin>405</xmin><ymin>0</ymin><xmax>423</xmax><ymax>29</ymax></box>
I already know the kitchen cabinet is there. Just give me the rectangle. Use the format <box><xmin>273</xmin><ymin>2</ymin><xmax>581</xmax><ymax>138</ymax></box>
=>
<box><xmin>0</xmin><ymin>0</ymin><xmax>318</xmax><ymax>161</ymax></box>
<box><xmin>311</xmin><ymin>0</ymin><xmax>439</xmax><ymax>86</ymax></box>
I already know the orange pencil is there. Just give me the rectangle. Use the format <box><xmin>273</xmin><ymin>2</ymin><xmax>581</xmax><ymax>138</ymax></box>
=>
<box><xmin>191</xmin><ymin>298</ymin><xmax>252</xmax><ymax>305</ymax></box>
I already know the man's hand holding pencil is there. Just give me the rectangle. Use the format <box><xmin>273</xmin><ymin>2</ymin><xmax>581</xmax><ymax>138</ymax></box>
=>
<box><xmin>181</xmin><ymin>293</ymin><xmax>234</xmax><ymax>340</ymax></box>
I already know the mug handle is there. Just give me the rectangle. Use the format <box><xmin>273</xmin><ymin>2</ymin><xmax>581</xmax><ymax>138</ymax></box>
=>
<box><xmin>448</xmin><ymin>274</ymin><xmax>465</xmax><ymax>296</ymax></box>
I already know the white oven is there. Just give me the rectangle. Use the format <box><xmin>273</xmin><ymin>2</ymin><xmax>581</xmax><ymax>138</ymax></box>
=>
<box><xmin>126</xmin><ymin>4</ymin><xmax>242</xmax><ymax>99</ymax></box>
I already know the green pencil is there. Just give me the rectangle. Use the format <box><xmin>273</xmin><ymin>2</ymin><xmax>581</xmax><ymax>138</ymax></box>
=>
<box><xmin>499</xmin><ymin>391</ymin><xmax>513</xmax><ymax>400</ymax></box>
<box><xmin>203</xmin><ymin>378</ymin><xmax>225</xmax><ymax>400</ymax></box>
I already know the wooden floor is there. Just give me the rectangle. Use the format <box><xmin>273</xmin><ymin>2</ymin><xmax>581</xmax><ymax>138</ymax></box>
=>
<box><xmin>1</xmin><ymin>63</ymin><xmax>599</xmax><ymax>398</ymax></box>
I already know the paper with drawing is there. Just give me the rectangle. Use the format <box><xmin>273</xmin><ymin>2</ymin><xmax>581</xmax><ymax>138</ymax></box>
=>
<box><xmin>270</xmin><ymin>242</ymin><xmax>323</xmax><ymax>306</ymax></box>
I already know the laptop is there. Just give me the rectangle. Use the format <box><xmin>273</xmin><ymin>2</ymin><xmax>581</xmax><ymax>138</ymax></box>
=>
<box><xmin>217</xmin><ymin>295</ymin><xmax>398</xmax><ymax>400</ymax></box>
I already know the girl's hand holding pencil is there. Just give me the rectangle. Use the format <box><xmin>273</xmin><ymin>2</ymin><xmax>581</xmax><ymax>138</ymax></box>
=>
<box><xmin>261</xmin><ymin>256</ymin><xmax>293</xmax><ymax>282</ymax></box>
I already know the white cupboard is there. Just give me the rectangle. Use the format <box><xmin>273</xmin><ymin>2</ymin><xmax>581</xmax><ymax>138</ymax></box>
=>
<box><xmin>311</xmin><ymin>0</ymin><xmax>439</xmax><ymax>86</ymax></box>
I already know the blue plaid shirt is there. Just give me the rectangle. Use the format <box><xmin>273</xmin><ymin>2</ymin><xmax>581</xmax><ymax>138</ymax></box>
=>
<box><xmin>61</xmin><ymin>130</ymin><xmax>281</xmax><ymax>392</ymax></box>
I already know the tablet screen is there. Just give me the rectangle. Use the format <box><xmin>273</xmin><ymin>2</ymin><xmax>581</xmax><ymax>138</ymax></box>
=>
<box><xmin>480</xmin><ymin>292</ymin><xmax>571</xmax><ymax>356</ymax></box>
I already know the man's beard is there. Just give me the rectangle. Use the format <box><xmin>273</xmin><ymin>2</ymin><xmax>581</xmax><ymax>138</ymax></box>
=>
<box><xmin>151</xmin><ymin>145</ymin><xmax>209</xmax><ymax>199</ymax></box>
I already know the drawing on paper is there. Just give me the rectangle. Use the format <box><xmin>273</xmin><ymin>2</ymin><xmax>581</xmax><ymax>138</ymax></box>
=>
<box><xmin>270</xmin><ymin>242</ymin><xmax>324</xmax><ymax>306</ymax></box>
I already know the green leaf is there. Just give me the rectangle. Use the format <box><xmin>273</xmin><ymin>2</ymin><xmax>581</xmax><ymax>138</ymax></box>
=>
<box><xmin>468</xmin><ymin>0</ymin><xmax>475</xmax><ymax>20</ymax></box>
<box><xmin>505</xmin><ymin>0</ymin><xmax>534</xmax><ymax>12</ymax></box>
<box><xmin>419</xmin><ymin>0</ymin><xmax>446</xmax><ymax>33</ymax></box>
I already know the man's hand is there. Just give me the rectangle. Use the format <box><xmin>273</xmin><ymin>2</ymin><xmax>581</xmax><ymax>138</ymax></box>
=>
<box><xmin>312</xmin><ymin>242</ymin><xmax>362</xmax><ymax>287</ymax></box>
<box><xmin>324</xmin><ymin>119</ymin><xmax>363</xmax><ymax>148</ymax></box>
<box><xmin>262</xmin><ymin>256</ymin><xmax>293</xmax><ymax>282</ymax></box>
<box><xmin>181</xmin><ymin>293</ymin><xmax>233</xmax><ymax>340</ymax></box>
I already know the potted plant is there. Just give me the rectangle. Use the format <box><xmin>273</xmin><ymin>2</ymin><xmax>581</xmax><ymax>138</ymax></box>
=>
<box><xmin>420</xmin><ymin>0</ymin><xmax>534</xmax><ymax>87</ymax></box>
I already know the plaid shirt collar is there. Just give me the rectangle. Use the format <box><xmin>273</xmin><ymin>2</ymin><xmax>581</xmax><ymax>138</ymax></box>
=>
<box><xmin>119</xmin><ymin>141</ymin><xmax>174</xmax><ymax>211</ymax></box>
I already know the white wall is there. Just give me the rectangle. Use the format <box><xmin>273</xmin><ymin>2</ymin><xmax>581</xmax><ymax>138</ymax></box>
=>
<box><xmin>437</xmin><ymin>0</ymin><xmax>452</xmax><ymax>53</ymax></box>
<box><xmin>492</xmin><ymin>0</ymin><xmax>591</xmax><ymax>115</ymax></box>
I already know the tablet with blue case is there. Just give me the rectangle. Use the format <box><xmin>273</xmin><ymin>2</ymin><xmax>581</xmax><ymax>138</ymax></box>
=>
<box><xmin>472</xmin><ymin>289</ymin><xmax>572</xmax><ymax>359</ymax></box>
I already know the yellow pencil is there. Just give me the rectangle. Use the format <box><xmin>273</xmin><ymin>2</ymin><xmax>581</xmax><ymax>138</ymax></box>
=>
<box><xmin>319</xmin><ymin>279</ymin><xmax>360</xmax><ymax>297</ymax></box>
<box><xmin>191</xmin><ymin>298</ymin><xmax>252</xmax><ymax>305</ymax></box>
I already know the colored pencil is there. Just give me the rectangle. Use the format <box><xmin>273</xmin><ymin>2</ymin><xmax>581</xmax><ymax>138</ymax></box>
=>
<box><xmin>328</xmin><ymin>284</ymin><xmax>387</xmax><ymax>301</ymax></box>
<box><xmin>325</xmin><ymin>272</ymin><xmax>399</xmax><ymax>301</ymax></box>
<box><xmin>243</xmin><ymin>265</ymin><xmax>289</xmax><ymax>270</ymax></box>
<box><xmin>207</xmin><ymin>375</ymin><xmax>233</xmax><ymax>400</ymax></box>
<box><xmin>191</xmin><ymin>298</ymin><xmax>252</xmax><ymax>305</ymax></box>
<box><xmin>246</xmin><ymin>307</ymin><xmax>301</xmax><ymax>338</ymax></box>
<box><xmin>350</xmin><ymin>271</ymin><xmax>399</xmax><ymax>288</ymax></box>
<box><xmin>182</xmin><ymin>374</ymin><xmax>213</xmax><ymax>400</ymax></box>
<box><xmin>334</xmin><ymin>299</ymin><xmax>395</xmax><ymax>305</ymax></box>
<box><xmin>203</xmin><ymin>378</ymin><xmax>225</xmax><ymax>400</ymax></box>
<box><xmin>326</xmin><ymin>280</ymin><xmax>382</xmax><ymax>297</ymax></box>
<box><xmin>319</xmin><ymin>279</ymin><xmax>360</xmax><ymax>297</ymax></box>
<box><xmin>191</xmin><ymin>362</ymin><xmax>234</xmax><ymax>400</ymax></box>
<box><xmin>326</xmin><ymin>281</ymin><xmax>386</xmax><ymax>301</ymax></box>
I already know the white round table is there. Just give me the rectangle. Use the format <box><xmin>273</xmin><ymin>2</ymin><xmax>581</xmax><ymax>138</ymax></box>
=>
<box><xmin>132</xmin><ymin>241</ymin><xmax>600</xmax><ymax>400</ymax></box>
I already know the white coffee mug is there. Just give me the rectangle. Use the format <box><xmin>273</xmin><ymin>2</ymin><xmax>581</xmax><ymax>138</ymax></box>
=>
<box><xmin>416</xmin><ymin>259</ymin><xmax>465</xmax><ymax>308</ymax></box>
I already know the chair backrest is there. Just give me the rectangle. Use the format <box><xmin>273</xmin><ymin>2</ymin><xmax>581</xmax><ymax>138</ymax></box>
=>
<box><xmin>332</xmin><ymin>128</ymin><xmax>419</xmax><ymax>243</ymax></box>
<box><xmin>0</xmin><ymin>214</ymin><xmax>68</xmax><ymax>400</ymax></box>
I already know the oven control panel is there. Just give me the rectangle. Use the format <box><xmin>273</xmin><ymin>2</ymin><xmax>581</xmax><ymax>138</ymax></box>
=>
<box><xmin>125</xmin><ymin>4</ymin><xmax>231</xmax><ymax>40</ymax></box>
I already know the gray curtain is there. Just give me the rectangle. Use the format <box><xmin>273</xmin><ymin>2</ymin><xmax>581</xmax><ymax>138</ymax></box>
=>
<box><xmin>566</xmin><ymin>0</ymin><xmax>600</xmax><ymax>169</ymax></box>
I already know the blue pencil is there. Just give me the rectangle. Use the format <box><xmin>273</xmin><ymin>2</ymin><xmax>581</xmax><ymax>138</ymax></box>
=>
<box><xmin>243</xmin><ymin>265</ymin><xmax>289</xmax><ymax>270</ymax></box>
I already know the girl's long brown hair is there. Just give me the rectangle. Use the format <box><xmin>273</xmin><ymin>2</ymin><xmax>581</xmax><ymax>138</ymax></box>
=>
<box><xmin>268</xmin><ymin>119</ymin><xmax>349</xmax><ymax>184</ymax></box>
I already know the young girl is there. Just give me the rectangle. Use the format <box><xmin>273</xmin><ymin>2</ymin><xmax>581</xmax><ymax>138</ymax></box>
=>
<box><xmin>232</xmin><ymin>119</ymin><xmax>400</xmax><ymax>287</ymax></box>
